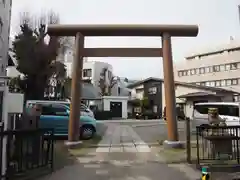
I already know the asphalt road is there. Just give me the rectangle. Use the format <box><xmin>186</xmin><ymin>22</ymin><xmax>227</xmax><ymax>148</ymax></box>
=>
<box><xmin>97</xmin><ymin>119</ymin><xmax>188</xmax><ymax>144</ymax></box>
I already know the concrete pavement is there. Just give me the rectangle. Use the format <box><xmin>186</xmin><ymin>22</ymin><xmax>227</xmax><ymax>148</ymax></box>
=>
<box><xmin>96</xmin><ymin>124</ymin><xmax>151</xmax><ymax>152</ymax></box>
<box><xmin>40</xmin><ymin>124</ymin><xmax>201</xmax><ymax>180</ymax></box>
<box><xmin>96</xmin><ymin>119</ymin><xmax>162</xmax><ymax>123</ymax></box>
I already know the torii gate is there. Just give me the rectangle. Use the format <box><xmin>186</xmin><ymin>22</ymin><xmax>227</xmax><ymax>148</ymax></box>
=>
<box><xmin>47</xmin><ymin>24</ymin><xmax>198</xmax><ymax>146</ymax></box>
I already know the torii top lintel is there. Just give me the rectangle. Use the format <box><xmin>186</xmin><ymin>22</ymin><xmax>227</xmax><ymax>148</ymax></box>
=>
<box><xmin>47</xmin><ymin>24</ymin><xmax>198</xmax><ymax>37</ymax></box>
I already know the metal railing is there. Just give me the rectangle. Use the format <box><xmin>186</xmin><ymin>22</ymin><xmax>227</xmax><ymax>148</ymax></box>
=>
<box><xmin>196</xmin><ymin>125</ymin><xmax>240</xmax><ymax>168</ymax></box>
<box><xmin>0</xmin><ymin>128</ymin><xmax>54</xmax><ymax>179</ymax></box>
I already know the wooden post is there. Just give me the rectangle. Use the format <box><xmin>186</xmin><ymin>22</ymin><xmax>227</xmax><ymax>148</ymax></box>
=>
<box><xmin>162</xmin><ymin>32</ymin><xmax>179</xmax><ymax>142</ymax></box>
<box><xmin>68</xmin><ymin>32</ymin><xmax>84</xmax><ymax>142</ymax></box>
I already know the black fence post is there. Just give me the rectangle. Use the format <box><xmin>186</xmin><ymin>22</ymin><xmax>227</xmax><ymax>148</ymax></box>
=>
<box><xmin>2</xmin><ymin>128</ymin><xmax>54</xmax><ymax>179</ymax></box>
<box><xmin>186</xmin><ymin>117</ymin><xmax>191</xmax><ymax>163</ymax></box>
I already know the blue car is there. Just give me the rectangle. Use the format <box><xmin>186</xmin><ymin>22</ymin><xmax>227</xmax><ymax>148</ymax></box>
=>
<box><xmin>29</xmin><ymin>102</ymin><xmax>97</xmax><ymax>140</ymax></box>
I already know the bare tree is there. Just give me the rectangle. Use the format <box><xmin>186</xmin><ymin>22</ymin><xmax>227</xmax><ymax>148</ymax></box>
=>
<box><xmin>98</xmin><ymin>67</ymin><xmax>118</xmax><ymax>96</ymax></box>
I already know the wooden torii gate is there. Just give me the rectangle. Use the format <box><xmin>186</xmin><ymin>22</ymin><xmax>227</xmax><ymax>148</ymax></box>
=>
<box><xmin>47</xmin><ymin>24</ymin><xmax>198</xmax><ymax>145</ymax></box>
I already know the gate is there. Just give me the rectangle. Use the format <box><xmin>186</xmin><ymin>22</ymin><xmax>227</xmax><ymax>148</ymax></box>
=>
<box><xmin>0</xmin><ymin>127</ymin><xmax>54</xmax><ymax>179</ymax></box>
<box><xmin>196</xmin><ymin>125</ymin><xmax>240</xmax><ymax>171</ymax></box>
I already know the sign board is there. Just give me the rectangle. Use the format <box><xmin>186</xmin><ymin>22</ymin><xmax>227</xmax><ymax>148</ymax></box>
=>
<box><xmin>7</xmin><ymin>93</ymin><xmax>24</xmax><ymax>113</ymax></box>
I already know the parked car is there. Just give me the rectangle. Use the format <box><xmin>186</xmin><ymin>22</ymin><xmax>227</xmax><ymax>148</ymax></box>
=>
<box><xmin>26</xmin><ymin>100</ymin><xmax>97</xmax><ymax>139</ymax></box>
<box><xmin>163</xmin><ymin>106</ymin><xmax>187</xmax><ymax>121</ymax></box>
<box><xmin>134</xmin><ymin>110</ymin><xmax>160</xmax><ymax>119</ymax></box>
<box><xmin>26</xmin><ymin>100</ymin><xmax>95</xmax><ymax>118</ymax></box>
<box><xmin>192</xmin><ymin>102</ymin><xmax>240</xmax><ymax>127</ymax></box>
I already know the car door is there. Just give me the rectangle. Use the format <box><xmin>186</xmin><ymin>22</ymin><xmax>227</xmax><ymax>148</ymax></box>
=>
<box><xmin>50</xmin><ymin>104</ymin><xmax>69</xmax><ymax>136</ymax></box>
<box><xmin>40</xmin><ymin>104</ymin><xmax>55</xmax><ymax>129</ymax></box>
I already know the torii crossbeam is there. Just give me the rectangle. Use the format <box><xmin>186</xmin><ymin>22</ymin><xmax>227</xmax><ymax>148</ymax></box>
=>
<box><xmin>47</xmin><ymin>24</ymin><xmax>198</xmax><ymax>147</ymax></box>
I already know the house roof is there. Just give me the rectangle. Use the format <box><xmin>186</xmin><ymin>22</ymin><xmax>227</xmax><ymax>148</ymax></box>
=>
<box><xmin>82</xmin><ymin>83</ymin><xmax>101</xmax><ymax>100</ymax></box>
<box><xmin>127</xmin><ymin>77</ymin><xmax>239</xmax><ymax>94</ymax></box>
<box><xmin>127</xmin><ymin>77</ymin><xmax>162</xmax><ymax>88</ymax></box>
<box><xmin>177</xmin><ymin>92</ymin><xmax>223</xmax><ymax>98</ymax></box>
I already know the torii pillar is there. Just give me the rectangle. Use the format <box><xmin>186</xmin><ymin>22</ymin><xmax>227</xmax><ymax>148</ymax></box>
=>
<box><xmin>47</xmin><ymin>24</ymin><xmax>198</xmax><ymax>147</ymax></box>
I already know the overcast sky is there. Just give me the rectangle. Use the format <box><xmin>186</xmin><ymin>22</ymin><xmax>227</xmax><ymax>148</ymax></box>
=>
<box><xmin>10</xmin><ymin>0</ymin><xmax>240</xmax><ymax>79</ymax></box>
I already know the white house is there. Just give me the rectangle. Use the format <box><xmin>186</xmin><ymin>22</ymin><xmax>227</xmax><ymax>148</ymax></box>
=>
<box><xmin>64</xmin><ymin>46</ymin><xmax>131</xmax><ymax>97</ymax></box>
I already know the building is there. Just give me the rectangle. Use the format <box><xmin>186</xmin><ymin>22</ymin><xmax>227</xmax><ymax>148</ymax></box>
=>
<box><xmin>65</xmin><ymin>59</ymin><xmax>117</xmax><ymax>94</ymax></box>
<box><xmin>64</xmin><ymin>47</ymin><xmax>131</xmax><ymax>96</ymax></box>
<box><xmin>127</xmin><ymin>77</ymin><xmax>238</xmax><ymax>118</ymax></box>
<box><xmin>0</xmin><ymin>0</ymin><xmax>12</xmax><ymax>77</ymax></box>
<box><xmin>174</xmin><ymin>39</ymin><xmax>240</xmax><ymax>100</ymax></box>
<box><xmin>0</xmin><ymin>0</ymin><xmax>13</xmax><ymax>176</ymax></box>
<box><xmin>127</xmin><ymin>78</ymin><xmax>163</xmax><ymax>117</ymax></box>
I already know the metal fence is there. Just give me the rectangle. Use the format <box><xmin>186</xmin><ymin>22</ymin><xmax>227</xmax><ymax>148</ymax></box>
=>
<box><xmin>196</xmin><ymin>125</ymin><xmax>240</xmax><ymax>169</ymax></box>
<box><xmin>0</xmin><ymin>127</ymin><xmax>54</xmax><ymax>179</ymax></box>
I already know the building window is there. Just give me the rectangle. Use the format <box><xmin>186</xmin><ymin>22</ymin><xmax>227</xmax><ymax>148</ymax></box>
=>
<box><xmin>148</xmin><ymin>87</ymin><xmax>157</xmax><ymax>94</ymax></box>
<box><xmin>209</xmin><ymin>66</ymin><xmax>213</xmax><ymax>73</ymax></box>
<box><xmin>134</xmin><ymin>107</ymin><xmax>141</xmax><ymax>113</ymax></box>
<box><xmin>205</xmin><ymin>67</ymin><xmax>210</xmax><ymax>73</ymax></box>
<box><xmin>225</xmin><ymin>64</ymin><xmax>231</xmax><ymax>71</ymax></box>
<box><xmin>184</xmin><ymin>71</ymin><xmax>187</xmax><ymax>76</ymax></box>
<box><xmin>190</xmin><ymin>69</ymin><xmax>196</xmax><ymax>75</ymax></box>
<box><xmin>221</xmin><ymin>80</ymin><xmax>226</xmax><ymax>87</ymax></box>
<box><xmin>178</xmin><ymin>71</ymin><xmax>183</xmax><ymax>77</ymax></box>
<box><xmin>195</xmin><ymin>68</ymin><xmax>199</xmax><ymax>74</ymax></box>
<box><xmin>231</xmin><ymin>79</ymin><xmax>238</xmax><ymax>85</ymax></box>
<box><xmin>226</xmin><ymin>79</ymin><xmax>231</xmax><ymax>86</ymax></box>
<box><xmin>108</xmin><ymin>71</ymin><xmax>112</xmax><ymax>80</ymax></box>
<box><xmin>213</xmin><ymin>65</ymin><xmax>220</xmax><ymax>72</ymax></box>
<box><xmin>83</xmin><ymin>69</ymin><xmax>92</xmax><ymax>77</ymax></box>
<box><xmin>205</xmin><ymin>82</ymin><xmax>210</xmax><ymax>86</ymax></box>
<box><xmin>118</xmin><ymin>87</ymin><xmax>121</xmax><ymax>95</ymax></box>
<box><xmin>215</xmin><ymin>80</ymin><xmax>221</xmax><ymax>87</ymax></box>
<box><xmin>220</xmin><ymin>65</ymin><xmax>225</xmax><ymax>71</ymax></box>
<box><xmin>210</xmin><ymin>81</ymin><xmax>215</xmax><ymax>87</ymax></box>
<box><xmin>153</xmin><ymin>105</ymin><xmax>158</xmax><ymax>113</ymax></box>
<box><xmin>230</xmin><ymin>63</ymin><xmax>238</xmax><ymax>70</ymax></box>
<box><xmin>199</xmin><ymin>68</ymin><xmax>205</xmax><ymax>74</ymax></box>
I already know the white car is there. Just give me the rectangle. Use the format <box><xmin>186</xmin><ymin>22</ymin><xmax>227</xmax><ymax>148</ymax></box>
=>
<box><xmin>192</xmin><ymin>102</ymin><xmax>240</xmax><ymax>130</ymax></box>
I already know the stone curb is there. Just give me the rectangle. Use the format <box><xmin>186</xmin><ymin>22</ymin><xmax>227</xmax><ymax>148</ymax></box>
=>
<box><xmin>86</xmin><ymin>142</ymin><xmax>160</xmax><ymax>148</ymax></box>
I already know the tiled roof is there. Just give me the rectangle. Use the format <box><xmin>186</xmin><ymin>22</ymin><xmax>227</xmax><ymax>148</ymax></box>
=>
<box><xmin>127</xmin><ymin>77</ymin><xmax>239</xmax><ymax>94</ymax></box>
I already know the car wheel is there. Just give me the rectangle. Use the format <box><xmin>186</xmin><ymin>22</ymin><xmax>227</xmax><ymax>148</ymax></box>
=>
<box><xmin>80</xmin><ymin>125</ymin><xmax>95</xmax><ymax>140</ymax></box>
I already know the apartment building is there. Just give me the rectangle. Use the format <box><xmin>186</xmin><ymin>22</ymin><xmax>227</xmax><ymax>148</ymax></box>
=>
<box><xmin>174</xmin><ymin>39</ymin><xmax>240</xmax><ymax>100</ymax></box>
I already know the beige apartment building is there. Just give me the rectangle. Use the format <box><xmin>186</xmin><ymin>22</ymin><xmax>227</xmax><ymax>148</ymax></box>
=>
<box><xmin>174</xmin><ymin>39</ymin><xmax>240</xmax><ymax>100</ymax></box>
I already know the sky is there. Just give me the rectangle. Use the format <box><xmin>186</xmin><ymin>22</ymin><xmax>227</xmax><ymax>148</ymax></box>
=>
<box><xmin>10</xmin><ymin>0</ymin><xmax>240</xmax><ymax>79</ymax></box>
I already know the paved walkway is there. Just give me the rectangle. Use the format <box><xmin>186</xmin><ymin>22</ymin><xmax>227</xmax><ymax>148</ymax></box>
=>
<box><xmin>96</xmin><ymin>124</ymin><xmax>151</xmax><ymax>152</ymax></box>
<box><xmin>41</xmin><ymin>124</ymin><xmax>200</xmax><ymax>180</ymax></box>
